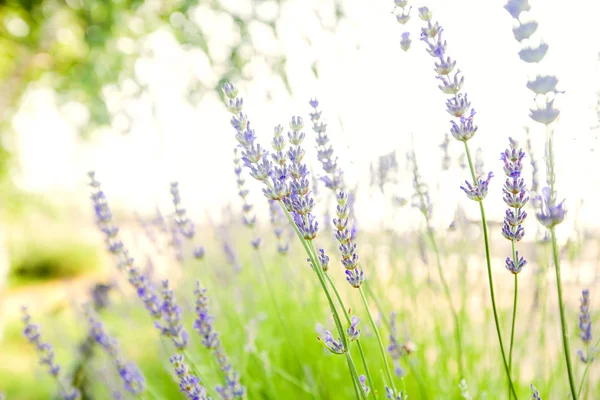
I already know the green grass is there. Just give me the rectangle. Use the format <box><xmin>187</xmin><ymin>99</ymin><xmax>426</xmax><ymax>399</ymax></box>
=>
<box><xmin>1</xmin><ymin>226</ymin><xmax>598</xmax><ymax>399</ymax></box>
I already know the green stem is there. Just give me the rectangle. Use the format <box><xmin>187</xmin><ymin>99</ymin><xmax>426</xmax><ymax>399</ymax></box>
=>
<box><xmin>277</xmin><ymin>200</ymin><xmax>363</xmax><ymax>398</ymax></box>
<box><xmin>364</xmin><ymin>282</ymin><xmax>429</xmax><ymax>399</ymax></box>
<box><xmin>577</xmin><ymin>337</ymin><xmax>600</xmax><ymax>398</ymax></box>
<box><xmin>464</xmin><ymin>141</ymin><xmax>518</xmax><ymax>399</ymax></box>
<box><xmin>358</xmin><ymin>287</ymin><xmax>397</xmax><ymax>395</ymax></box>
<box><xmin>550</xmin><ymin>228</ymin><xmax>578</xmax><ymax>400</ymax></box>
<box><xmin>508</xmin><ymin>241</ymin><xmax>519</xmax><ymax>400</ymax></box>
<box><xmin>325</xmin><ymin>274</ymin><xmax>378</xmax><ymax>400</ymax></box>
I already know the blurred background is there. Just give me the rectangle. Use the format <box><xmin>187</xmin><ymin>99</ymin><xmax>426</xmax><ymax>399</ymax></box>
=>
<box><xmin>1</xmin><ymin>0</ymin><xmax>600</xmax><ymax>396</ymax></box>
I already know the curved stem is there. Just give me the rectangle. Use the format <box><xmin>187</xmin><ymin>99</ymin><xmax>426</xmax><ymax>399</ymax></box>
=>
<box><xmin>550</xmin><ymin>228</ymin><xmax>578</xmax><ymax>400</ymax></box>
<box><xmin>464</xmin><ymin>141</ymin><xmax>518</xmax><ymax>399</ymax></box>
<box><xmin>364</xmin><ymin>282</ymin><xmax>429</xmax><ymax>399</ymax></box>
<box><xmin>508</xmin><ymin>241</ymin><xmax>519</xmax><ymax>400</ymax></box>
<box><xmin>577</xmin><ymin>336</ymin><xmax>600</xmax><ymax>399</ymax></box>
<box><xmin>325</xmin><ymin>274</ymin><xmax>378</xmax><ymax>400</ymax></box>
<box><xmin>359</xmin><ymin>287</ymin><xmax>397</xmax><ymax>394</ymax></box>
<box><xmin>276</xmin><ymin>200</ymin><xmax>363</xmax><ymax>397</ymax></box>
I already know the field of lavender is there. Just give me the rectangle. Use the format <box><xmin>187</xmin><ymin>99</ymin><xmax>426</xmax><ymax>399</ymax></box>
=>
<box><xmin>1</xmin><ymin>1</ymin><xmax>599</xmax><ymax>399</ymax></box>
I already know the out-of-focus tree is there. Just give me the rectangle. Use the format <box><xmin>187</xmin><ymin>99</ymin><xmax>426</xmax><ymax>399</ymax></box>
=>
<box><xmin>0</xmin><ymin>0</ymin><xmax>345</xmax><ymax>182</ymax></box>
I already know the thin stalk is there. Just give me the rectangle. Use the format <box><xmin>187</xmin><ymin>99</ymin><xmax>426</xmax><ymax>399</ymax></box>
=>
<box><xmin>358</xmin><ymin>287</ymin><xmax>397</xmax><ymax>395</ymax></box>
<box><xmin>508</xmin><ymin>241</ymin><xmax>519</xmax><ymax>400</ymax></box>
<box><xmin>463</xmin><ymin>141</ymin><xmax>518</xmax><ymax>399</ymax></box>
<box><xmin>364</xmin><ymin>282</ymin><xmax>429</xmax><ymax>399</ymax></box>
<box><xmin>276</xmin><ymin>200</ymin><xmax>363</xmax><ymax>398</ymax></box>
<box><xmin>550</xmin><ymin>228</ymin><xmax>578</xmax><ymax>400</ymax></box>
<box><xmin>545</xmin><ymin>124</ymin><xmax>577</xmax><ymax>399</ymax></box>
<box><xmin>325</xmin><ymin>274</ymin><xmax>378</xmax><ymax>400</ymax></box>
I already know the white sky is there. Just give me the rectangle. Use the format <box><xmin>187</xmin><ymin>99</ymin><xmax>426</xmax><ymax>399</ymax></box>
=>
<box><xmin>10</xmin><ymin>0</ymin><xmax>600</xmax><ymax>238</ymax></box>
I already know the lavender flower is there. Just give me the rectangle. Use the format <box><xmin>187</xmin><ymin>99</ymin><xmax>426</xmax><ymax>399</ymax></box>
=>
<box><xmin>332</xmin><ymin>191</ymin><xmax>365</xmax><ymax>288</ymax></box>
<box><xmin>85</xmin><ymin>307</ymin><xmax>146</xmax><ymax>395</ymax></box>
<box><xmin>310</xmin><ymin>98</ymin><xmax>343</xmax><ymax>191</ymax></box>
<box><xmin>359</xmin><ymin>375</ymin><xmax>370</xmax><ymax>396</ymax></box>
<box><xmin>88</xmin><ymin>173</ymin><xmax>162</xmax><ymax>319</ymax></box>
<box><xmin>193</xmin><ymin>282</ymin><xmax>245</xmax><ymax>399</ymax></box>
<box><xmin>346</xmin><ymin>316</ymin><xmax>361</xmax><ymax>341</ymax></box>
<box><xmin>22</xmin><ymin>306</ymin><xmax>81</xmax><ymax>400</ymax></box>
<box><xmin>155</xmin><ymin>280</ymin><xmax>189</xmax><ymax>349</ymax></box>
<box><xmin>170</xmin><ymin>354</ymin><xmax>209</xmax><ymax>400</ymax></box>
<box><xmin>513</xmin><ymin>21</ymin><xmax>538</xmax><ymax>42</ymax></box>
<box><xmin>170</xmin><ymin>182</ymin><xmax>195</xmax><ymax>239</ymax></box>
<box><xmin>460</xmin><ymin>172</ymin><xmax>493</xmax><ymax>201</ymax></box>
<box><xmin>318</xmin><ymin>331</ymin><xmax>345</xmax><ymax>354</ymax></box>
<box><xmin>386</xmin><ymin>387</ymin><xmax>408</xmax><ymax>400</ymax></box>
<box><xmin>530</xmin><ymin>99</ymin><xmax>560</xmax><ymax>125</ymax></box>
<box><xmin>534</xmin><ymin>187</ymin><xmax>566</xmax><ymax>228</ymax></box>
<box><xmin>519</xmin><ymin>43</ymin><xmax>549</xmax><ymax>63</ymax></box>
<box><xmin>578</xmin><ymin>289</ymin><xmax>597</xmax><ymax>363</ymax></box>
<box><xmin>526</xmin><ymin>75</ymin><xmax>560</xmax><ymax>96</ymax></box>
<box><xmin>418</xmin><ymin>6</ymin><xmax>432</xmax><ymax>21</ymax></box>
<box><xmin>400</xmin><ymin>32</ymin><xmax>411</xmax><ymax>51</ymax></box>
<box><xmin>504</xmin><ymin>0</ymin><xmax>531</xmax><ymax>19</ymax></box>
<box><xmin>530</xmin><ymin>384</ymin><xmax>542</xmax><ymax>400</ymax></box>
<box><xmin>268</xmin><ymin>200</ymin><xmax>290</xmax><ymax>255</ymax></box>
<box><xmin>500</xmin><ymin>138</ymin><xmax>529</xmax><ymax>273</ymax></box>
<box><xmin>395</xmin><ymin>7</ymin><xmax>412</xmax><ymax>25</ymax></box>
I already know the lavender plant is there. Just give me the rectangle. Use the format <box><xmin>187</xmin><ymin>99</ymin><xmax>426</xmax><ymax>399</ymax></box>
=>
<box><xmin>405</xmin><ymin>7</ymin><xmax>517</xmax><ymax>397</ymax></box>
<box><xmin>21</xmin><ymin>306</ymin><xmax>81</xmax><ymax>400</ymax></box>
<box><xmin>501</xmin><ymin>138</ymin><xmax>529</xmax><ymax>397</ymax></box>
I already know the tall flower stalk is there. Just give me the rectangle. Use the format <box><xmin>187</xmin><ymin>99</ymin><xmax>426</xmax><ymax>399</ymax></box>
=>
<box><xmin>222</xmin><ymin>83</ymin><xmax>365</xmax><ymax>398</ymax></box>
<box><xmin>413</xmin><ymin>9</ymin><xmax>517</xmax><ymax>397</ymax></box>
<box><xmin>500</xmin><ymin>138</ymin><xmax>529</xmax><ymax>398</ymax></box>
<box><xmin>310</xmin><ymin>98</ymin><xmax>399</xmax><ymax>397</ymax></box>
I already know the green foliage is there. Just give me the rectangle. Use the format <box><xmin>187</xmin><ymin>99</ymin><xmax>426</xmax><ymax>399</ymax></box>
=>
<box><xmin>8</xmin><ymin>241</ymin><xmax>100</xmax><ymax>287</ymax></box>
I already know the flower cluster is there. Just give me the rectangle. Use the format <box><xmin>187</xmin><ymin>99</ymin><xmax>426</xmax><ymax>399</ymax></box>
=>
<box><xmin>318</xmin><ymin>330</ymin><xmax>345</xmax><ymax>355</ymax></box>
<box><xmin>85</xmin><ymin>307</ymin><xmax>146</xmax><ymax>395</ymax></box>
<box><xmin>193</xmin><ymin>281</ymin><xmax>245</xmax><ymax>399</ymax></box>
<box><xmin>170</xmin><ymin>182</ymin><xmax>195</xmax><ymax>239</ymax></box>
<box><xmin>418</xmin><ymin>19</ymin><xmax>494</xmax><ymax>200</ymax></box>
<box><xmin>170</xmin><ymin>354</ymin><xmax>209</xmax><ymax>400</ymax></box>
<box><xmin>155</xmin><ymin>280</ymin><xmax>189</xmax><ymax>349</ymax></box>
<box><xmin>501</xmin><ymin>138</ymin><xmax>529</xmax><ymax>274</ymax></box>
<box><xmin>534</xmin><ymin>187</ymin><xmax>566</xmax><ymax>228</ymax></box>
<box><xmin>223</xmin><ymin>84</ymin><xmax>320</xmax><ymax>243</ymax></box>
<box><xmin>333</xmin><ymin>191</ymin><xmax>365</xmax><ymax>288</ymax></box>
<box><xmin>22</xmin><ymin>306</ymin><xmax>80</xmax><ymax>400</ymax></box>
<box><xmin>310</xmin><ymin>98</ymin><xmax>343</xmax><ymax>191</ymax></box>
<box><xmin>578</xmin><ymin>289</ymin><xmax>597</xmax><ymax>364</ymax></box>
<box><xmin>233</xmin><ymin>147</ymin><xmax>261</xmax><ymax>248</ymax></box>
<box><xmin>268</xmin><ymin>199</ymin><xmax>290</xmax><ymax>255</ymax></box>
<box><xmin>89</xmin><ymin>172</ymin><xmax>161</xmax><ymax>319</ymax></box>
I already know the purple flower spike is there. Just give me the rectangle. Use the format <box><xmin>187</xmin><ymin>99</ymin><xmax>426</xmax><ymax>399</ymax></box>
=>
<box><xmin>359</xmin><ymin>375</ymin><xmax>370</xmax><ymax>395</ymax></box>
<box><xmin>170</xmin><ymin>355</ymin><xmax>209</xmax><ymax>400</ymax></box>
<box><xmin>22</xmin><ymin>306</ymin><xmax>81</xmax><ymax>400</ymax></box>
<box><xmin>500</xmin><ymin>138</ymin><xmax>529</xmax><ymax>272</ymax></box>
<box><xmin>460</xmin><ymin>172</ymin><xmax>493</xmax><ymax>201</ymax></box>
<box><xmin>155</xmin><ymin>280</ymin><xmax>189</xmax><ymax>350</ymax></box>
<box><xmin>578</xmin><ymin>289</ymin><xmax>598</xmax><ymax>364</ymax></box>
<box><xmin>346</xmin><ymin>316</ymin><xmax>361</xmax><ymax>341</ymax></box>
